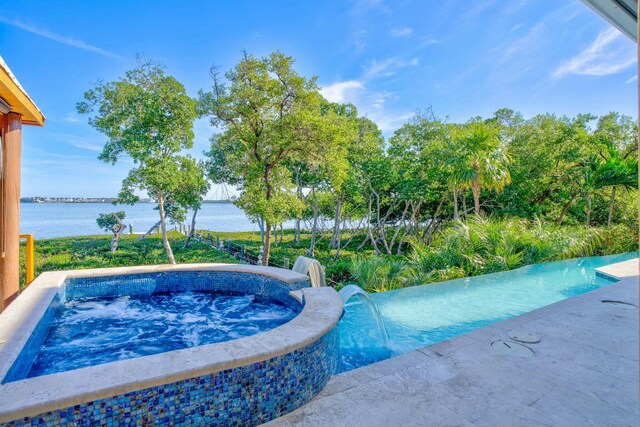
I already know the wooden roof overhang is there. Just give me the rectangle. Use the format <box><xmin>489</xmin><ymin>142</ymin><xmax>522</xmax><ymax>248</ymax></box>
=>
<box><xmin>0</xmin><ymin>56</ymin><xmax>45</xmax><ymax>127</ymax></box>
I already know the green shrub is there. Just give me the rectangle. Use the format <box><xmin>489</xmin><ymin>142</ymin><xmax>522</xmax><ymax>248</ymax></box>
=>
<box><xmin>350</xmin><ymin>255</ymin><xmax>407</xmax><ymax>293</ymax></box>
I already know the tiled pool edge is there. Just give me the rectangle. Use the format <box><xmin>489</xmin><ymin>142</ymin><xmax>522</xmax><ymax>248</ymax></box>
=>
<box><xmin>0</xmin><ymin>329</ymin><xmax>339</xmax><ymax>427</ymax></box>
<box><xmin>0</xmin><ymin>264</ymin><xmax>343</xmax><ymax>425</ymax></box>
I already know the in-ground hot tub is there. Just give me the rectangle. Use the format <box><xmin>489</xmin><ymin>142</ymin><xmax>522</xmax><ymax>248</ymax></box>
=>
<box><xmin>0</xmin><ymin>264</ymin><xmax>343</xmax><ymax>426</ymax></box>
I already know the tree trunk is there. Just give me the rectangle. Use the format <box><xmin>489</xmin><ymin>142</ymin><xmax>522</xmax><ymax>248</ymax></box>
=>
<box><xmin>183</xmin><ymin>207</ymin><xmax>199</xmax><ymax>249</ymax></box>
<box><xmin>264</xmin><ymin>221</ymin><xmax>271</xmax><ymax>266</ymax></box>
<box><xmin>294</xmin><ymin>218</ymin><xmax>300</xmax><ymax>244</ymax></box>
<box><xmin>462</xmin><ymin>193</ymin><xmax>467</xmax><ymax>220</ymax></box>
<box><xmin>158</xmin><ymin>196</ymin><xmax>176</xmax><ymax>264</ymax></box>
<box><xmin>607</xmin><ymin>186</ymin><xmax>617</xmax><ymax>228</ymax></box>
<box><xmin>389</xmin><ymin>201</ymin><xmax>409</xmax><ymax>254</ymax></box>
<box><xmin>110</xmin><ymin>213</ymin><xmax>125</xmax><ymax>253</ymax></box>
<box><xmin>294</xmin><ymin>167</ymin><xmax>303</xmax><ymax>244</ymax></box>
<box><xmin>256</xmin><ymin>216</ymin><xmax>265</xmax><ymax>245</ymax></box>
<box><xmin>472</xmin><ymin>179</ymin><xmax>481</xmax><ymax>215</ymax></box>
<box><xmin>330</xmin><ymin>194</ymin><xmax>344</xmax><ymax>249</ymax></box>
<box><xmin>138</xmin><ymin>220</ymin><xmax>162</xmax><ymax>240</ymax></box>
<box><xmin>263</xmin><ymin>167</ymin><xmax>274</xmax><ymax>265</ymax></box>
<box><xmin>359</xmin><ymin>194</ymin><xmax>381</xmax><ymax>254</ymax></box>
<box><xmin>309</xmin><ymin>183</ymin><xmax>319</xmax><ymax>257</ymax></box>
<box><xmin>586</xmin><ymin>193</ymin><xmax>592</xmax><ymax>227</ymax></box>
<box><xmin>453</xmin><ymin>187</ymin><xmax>459</xmax><ymax>220</ymax></box>
<box><xmin>556</xmin><ymin>193</ymin><xmax>577</xmax><ymax>226</ymax></box>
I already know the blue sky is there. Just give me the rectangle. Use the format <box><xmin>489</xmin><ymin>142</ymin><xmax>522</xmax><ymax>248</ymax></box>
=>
<box><xmin>0</xmin><ymin>0</ymin><xmax>636</xmax><ymax>197</ymax></box>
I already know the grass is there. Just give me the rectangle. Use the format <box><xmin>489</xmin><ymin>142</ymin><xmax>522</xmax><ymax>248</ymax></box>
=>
<box><xmin>19</xmin><ymin>232</ymin><xmax>237</xmax><ymax>290</ymax></box>
<box><xmin>19</xmin><ymin>217</ymin><xmax>638</xmax><ymax>293</ymax></box>
<box><xmin>199</xmin><ymin>228</ymin><xmax>377</xmax><ymax>286</ymax></box>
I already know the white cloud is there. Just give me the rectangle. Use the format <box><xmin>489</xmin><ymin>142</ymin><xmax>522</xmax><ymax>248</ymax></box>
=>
<box><xmin>420</xmin><ymin>37</ymin><xmax>441</xmax><ymax>47</ymax></box>
<box><xmin>320</xmin><ymin>81</ymin><xmax>365</xmax><ymax>103</ymax></box>
<box><xmin>320</xmin><ymin>80</ymin><xmax>411</xmax><ymax>133</ymax></box>
<box><xmin>501</xmin><ymin>20</ymin><xmax>548</xmax><ymax>62</ymax></box>
<box><xmin>374</xmin><ymin>113</ymin><xmax>414</xmax><ymax>132</ymax></box>
<box><xmin>320</xmin><ymin>53</ymin><xmax>419</xmax><ymax>134</ymax></box>
<box><xmin>625</xmin><ymin>75</ymin><xmax>637</xmax><ymax>84</ymax></box>
<box><xmin>551</xmin><ymin>28</ymin><xmax>636</xmax><ymax>79</ymax></box>
<box><xmin>390</xmin><ymin>27</ymin><xmax>413</xmax><ymax>37</ymax></box>
<box><xmin>363</xmin><ymin>57</ymin><xmax>419</xmax><ymax>79</ymax></box>
<box><xmin>0</xmin><ymin>17</ymin><xmax>120</xmax><ymax>59</ymax></box>
<box><xmin>63</xmin><ymin>113</ymin><xmax>80</xmax><ymax>123</ymax></box>
<box><xmin>463</xmin><ymin>0</ymin><xmax>498</xmax><ymax>21</ymax></box>
<box><xmin>49</xmin><ymin>132</ymin><xmax>104</xmax><ymax>153</ymax></box>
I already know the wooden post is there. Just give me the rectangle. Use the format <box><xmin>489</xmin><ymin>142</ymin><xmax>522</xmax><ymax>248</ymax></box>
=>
<box><xmin>0</xmin><ymin>113</ymin><xmax>22</xmax><ymax>311</ymax></box>
<box><xmin>19</xmin><ymin>234</ymin><xmax>34</xmax><ymax>285</ymax></box>
<box><xmin>241</xmin><ymin>244</ymin><xmax>245</xmax><ymax>259</ymax></box>
<box><xmin>216</xmin><ymin>236</ymin><xmax>220</xmax><ymax>249</ymax></box>
<box><xmin>283</xmin><ymin>258</ymin><xmax>290</xmax><ymax>270</ymax></box>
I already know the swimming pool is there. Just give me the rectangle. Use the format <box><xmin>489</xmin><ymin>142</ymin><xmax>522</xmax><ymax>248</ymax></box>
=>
<box><xmin>338</xmin><ymin>252</ymin><xmax>637</xmax><ymax>372</ymax></box>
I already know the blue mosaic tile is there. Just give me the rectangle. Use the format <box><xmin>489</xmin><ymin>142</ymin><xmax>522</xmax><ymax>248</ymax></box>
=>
<box><xmin>1</xmin><ymin>328</ymin><xmax>338</xmax><ymax>427</ymax></box>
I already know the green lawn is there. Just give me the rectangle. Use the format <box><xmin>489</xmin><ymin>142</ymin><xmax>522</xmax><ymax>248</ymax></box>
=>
<box><xmin>199</xmin><ymin>228</ymin><xmax>378</xmax><ymax>286</ymax></box>
<box><xmin>19</xmin><ymin>232</ymin><xmax>238</xmax><ymax>290</ymax></box>
<box><xmin>19</xmin><ymin>229</ymin><xmax>372</xmax><ymax>290</ymax></box>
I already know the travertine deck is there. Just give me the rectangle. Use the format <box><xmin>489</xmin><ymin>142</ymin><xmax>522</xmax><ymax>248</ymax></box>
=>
<box><xmin>266</xmin><ymin>259</ymin><xmax>639</xmax><ymax>427</ymax></box>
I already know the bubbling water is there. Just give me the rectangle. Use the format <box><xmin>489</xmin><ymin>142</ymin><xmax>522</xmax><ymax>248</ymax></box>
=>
<box><xmin>28</xmin><ymin>291</ymin><xmax>298</xmax><ymax>378</ymax></box>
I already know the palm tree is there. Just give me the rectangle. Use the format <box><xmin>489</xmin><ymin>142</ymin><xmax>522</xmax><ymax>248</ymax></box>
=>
<box><xmin>577</xmin><ymin>155</ymin><xmax>600</xmax><ymax>228</ymax></box>
<box><xmin>452</xmin><ymin>121</ymin><xmax>511</xmax><ymax>215</ymax></box>
<box><xmin>576</xmin><ymin>142</ymin><xmax>637</xmax><ymax>228</ymax></box>
<box><xmin>594</xmin><ymin>142</ymin><xmax>638</xmax><ymax>227</ymax></box>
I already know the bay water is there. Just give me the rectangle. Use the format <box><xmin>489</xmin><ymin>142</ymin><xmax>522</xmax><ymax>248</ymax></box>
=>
<box><xmin>20</xmin><ymin>202</ymin><xmax>270</xmax><ymax>239</ymax></box>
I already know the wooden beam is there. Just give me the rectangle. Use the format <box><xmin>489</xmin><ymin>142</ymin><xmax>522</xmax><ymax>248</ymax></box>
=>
<box><xmin>0</xmin><ymin>112</ymin><xmax>22</xmax><ymax>311</ymax></box>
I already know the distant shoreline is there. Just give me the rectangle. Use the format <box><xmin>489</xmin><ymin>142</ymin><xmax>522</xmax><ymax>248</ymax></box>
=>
<box><xmin>21</xmin><ymin>198</ymin><xmax>234</xmax><ymax>204</ymax></box>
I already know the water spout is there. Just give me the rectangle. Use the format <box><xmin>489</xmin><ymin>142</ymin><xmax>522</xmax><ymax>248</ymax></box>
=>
<box><xmin>338</xmin><ymin>284</ymin><xmax>391</xmax><ymax>351</ymax></box>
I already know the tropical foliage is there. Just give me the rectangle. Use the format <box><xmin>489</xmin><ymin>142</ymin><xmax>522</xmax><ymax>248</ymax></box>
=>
<box><xmin>96</xmin><ymin>211</ymin><xmax>126</xmax><ymax>253</ymax></box>
<box><xmin>75</xmin><ymin>51</ymin><xmax>637</xmax><ymax>292</ymax></box>
<box><xmin>78</xmin><ymin>60</ymin><xmax>207</xmax><ymax>264</ymax></box>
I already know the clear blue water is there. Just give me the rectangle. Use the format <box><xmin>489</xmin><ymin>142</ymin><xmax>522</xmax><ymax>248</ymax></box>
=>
<box><xmin>28</xmin><ymin>292</ymin><xmax>298</xmax><ymax>378</ymax></box>
<box><xmin>338</xmin><ymin>252</ymin><xmax>637</xmax><ymax>372</ymax></box>
<box><xmin>20</xmin><ymin>202</ymin><xmax>295</xmax><ymax>239</ymax></box>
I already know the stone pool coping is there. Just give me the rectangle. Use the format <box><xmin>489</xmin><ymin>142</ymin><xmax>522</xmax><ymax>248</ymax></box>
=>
<box><xmin>265</xmin><ymin>258</ymin><xmax>639</xmax><ymax>426</ymax></box>
<box><xmin>0</xmin><ymin>264</ymin><xmax>342</xmax><ymax>423</ymax></box>
<box><xmin>595</xmin><ymin>257</ymin><xmax>639</xmax><ymax>281</ymax></box>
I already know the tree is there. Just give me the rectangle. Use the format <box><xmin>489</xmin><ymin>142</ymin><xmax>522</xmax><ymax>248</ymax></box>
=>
<box><xmin>331</xmin><ymin>112</ymin><xmax>384</xmax><ymax>247</ymax></box>
<box><xmin>595</xmin><ymin>145</ymin><xmax>638</xmax><ymax>227</ymax></box>
<box><xmin>301</xmin><ymin>101</ymin><xmax>358</xmax><ymax>256</ymax></box>
<box><xmin>593</xmin><ymin>113</ymin><xmax>638</xmax><ymax>227</ymax></box>
<box><xmin>452</xmin><ymin>120</ymin><xmax>511</xmax><ymax>215</ymax></box>
<box><xmin>388</xmin><ymin>110</ymin><xmax>452</xmax><ymax>248</ymax></box>
<box><xmin>77</xmin><ymin>60</ymin><xmax>198</xmax><ymax>264</ymax></box>
<box><xmin>96</xmin><ymin>211</ymin><xmax>126</xmax><ymax>253</ymax></box>
<box><xmin>199</xmin><ymin>51</ymin><xmax>325</xmax><ymax>265</ymax></box>
<box><xmin>180</xmin><ymin>160</ymin><xmax>211</xmax><ymax>248</ymax></box>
